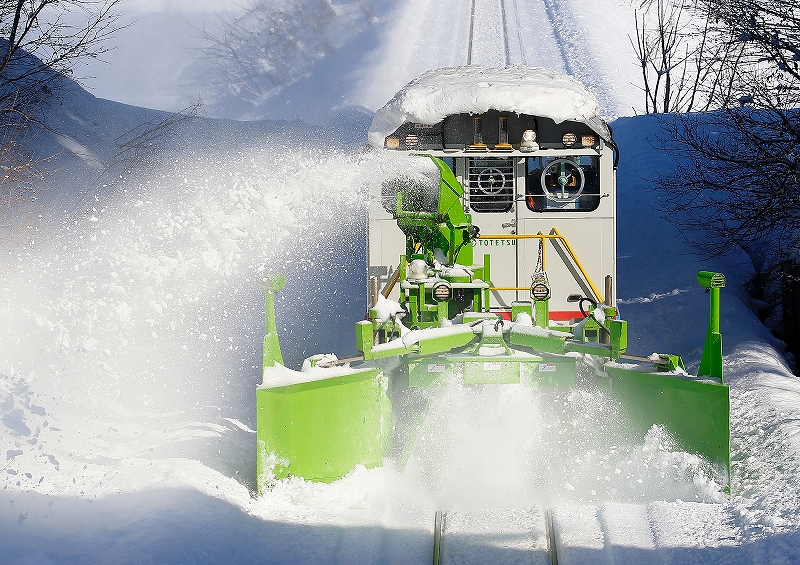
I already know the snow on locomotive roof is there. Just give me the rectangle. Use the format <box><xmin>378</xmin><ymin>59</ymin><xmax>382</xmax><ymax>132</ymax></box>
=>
<box><xmin>368</xmin><ymin>66</ymin><xmax>611</xmax><ymax>148</ymax></box>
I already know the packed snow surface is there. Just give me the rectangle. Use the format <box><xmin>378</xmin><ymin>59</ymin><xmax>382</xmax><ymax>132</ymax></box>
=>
<box><xmin>368</xmin><ymin>65</ymin><xmax>610</xmax><ymax>148</ymax></box>
<box><xmin>3</xmin><ymin>0</ymin><xmax>800</xmax><ymax>563</ymax></box>
<box><xmin>4</xmin><ymin>109</ymin><xmax>800</xmax><ymax>563</ymax></box>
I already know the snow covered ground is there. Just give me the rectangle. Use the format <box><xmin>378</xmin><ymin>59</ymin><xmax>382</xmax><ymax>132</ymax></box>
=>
<box><xmin>3</xmin><ymin>0</ymin><xmax>800</xmax><ymax>563</ymax></box>
<box><xmin>80</xmin><ymin>0</ymin><xmax>642</xmax><ymax>121</ymax></box>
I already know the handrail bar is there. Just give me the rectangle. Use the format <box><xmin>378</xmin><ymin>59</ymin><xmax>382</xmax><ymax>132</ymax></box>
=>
<box><xmin>479</xmin><ymin>228</ymin><xmax>604</xmax><ymax>303</ymax></box>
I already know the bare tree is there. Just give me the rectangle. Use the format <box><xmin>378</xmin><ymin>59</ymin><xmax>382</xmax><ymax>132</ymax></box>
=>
<box><xmin>0</xmin><ymin>1</ymin><xmax>121</xmax><ymax>92</ymax></box>
<box><xmin>705</xmin><ymin>0</ymin><xmax>800</xmax><ymax>84</ymax></box>
<box><xmin>0</xmin><ymin>110</ymin><xmax>51</xmax><ymax>226</ymax></box>
<box><xmin>194</xmin><ymin>0</ymin><xmax>376</xmax><ymax>118</ymax></box>
<box><xmin>652</xmin><ymin>0</ymin><xmax>800</xmax><ymax>255</ymax></box>
<box><xmin>632</xmin><ymin>0</ymin><xmax>689</xmax><ymax>113</ymax></box>
<box><xmin>631</xmin><ymin>0</ymin><xmax>750</xmax><ymax>113</ymax></box>
<box><xmin>0</xmin><ymin>0</ymin><xmax>122</xmax><ymax>229</ymax></box>
<box><xmin>111</xmin><ymin>100</ymin><xmax>205</xmax><ymax>174</ymax></box>
<box><xmin>656</xmin><ymin>107</ymin><xmax>800</xmax><ymax>258</ymax></box>
<box><xmin>646</xmin><ymin>0</ymin><xmax>800</xmax><ymax>364</ymax></box>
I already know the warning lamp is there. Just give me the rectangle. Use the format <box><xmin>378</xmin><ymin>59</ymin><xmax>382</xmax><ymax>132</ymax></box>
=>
<box><xmin>581</xmin><ymin>134</ymin><xmax>596</xmax><ymax>147</ymax></box>
<box><xmin>697</xmin><ymin>271</ymin><xmax>726</xmax><ymax>289</ymax></box>
<box><xmin>531</xmin><ymin>272</ymin><xmax>551</xmax><ymax>301</ymax></box>
<box><xmin>496</xmin><ymin>116</ymin><xmax>513</xmax><ymax>150</ymax></box>
<box><xmin>562</xmin><ymin>132</ymin><xmax>577</xmax><ymax>147</ymax></box>
<box><xmin>520</xmin><ymin>129</ymin><xmax>539</xmax><ymax>152</ymax></box>
<box><xmin>470</xmin><ymin>116</ymin><xmax>487</xmax><ymax>150</ymax></box>
<box><xmin>530</xmin><ymin>282</ymin><xmax>550</xmax><ymax>301</ymax></box>
<box><xmin>385</xmin><ymin>137</ymin><xmax>400</xmax><ymax>149</ymax></box>
<box><xmin>432</xmin><ymin>282</ymin><xmax>452</xmax><ymax>302</ymax></box>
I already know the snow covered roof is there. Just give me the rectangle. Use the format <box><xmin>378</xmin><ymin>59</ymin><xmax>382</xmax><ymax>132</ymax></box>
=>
<box><xmin>368</xmin><ymin>66</ymin><xmax>611</xmax><ymax>148</ymax></box>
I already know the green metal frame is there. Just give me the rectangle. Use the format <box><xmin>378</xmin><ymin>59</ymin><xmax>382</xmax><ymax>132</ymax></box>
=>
<box><xmin>256</xmin><ymin>369</ymin><xmax>391</xmax><ymax>488</ymax></box>
<box><xmin>254</xmin><ymin>155</ymin><xmax>731</xmax><ymax>491</ymax></box>
<box><xmin>697</xmin><ymin>271</ymin><xmax>725</xmax><ymax>381</ymax></box>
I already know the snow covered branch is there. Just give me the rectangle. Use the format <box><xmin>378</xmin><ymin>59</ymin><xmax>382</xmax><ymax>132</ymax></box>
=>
<box><xmin>0</xmin><ymin>0</ymin><xmax>122</xmax><ymax>231</ymax></box>
<box><xmin>193</xmin><ymin>0</ymin><xmax>377</xmax><ymax>120</ymax></box>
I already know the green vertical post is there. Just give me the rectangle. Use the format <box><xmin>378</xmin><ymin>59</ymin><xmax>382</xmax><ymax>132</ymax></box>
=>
<box><xmin>697</xmin><ymin>271</ymin><xmax>725</xmax><ymax>381</ymax></box>
<box><xmin>261</xmin><ymin>275</ymin><xmax>287</xmax><ymax>368</ymax></box>
<box><xmin>483</xmin><ymin>253</ymin><xmax>491</xmax><ymax>312</ymax></box>
<box><xmin>535</xmin><ymin>298</ymin><xmax>549</xmax><ymax>328</ymax></box>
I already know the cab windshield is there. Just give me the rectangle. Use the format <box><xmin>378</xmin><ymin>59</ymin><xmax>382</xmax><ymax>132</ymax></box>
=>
<box><xmin>525</xmin><ymin>156</ymin><xmax>600</xmax><ymax>212</ymax></box>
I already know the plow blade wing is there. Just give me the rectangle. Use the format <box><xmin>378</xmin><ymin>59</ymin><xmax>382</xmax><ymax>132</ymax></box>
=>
<box><xmin>256</xmin><ymin>367</ymin><xmax>391</xmax><ymax>491</ymax></box>
<box><xmin>603</xmin><ymin>366</ymin><xmax>730</xmax><ymax>476</ymax></box>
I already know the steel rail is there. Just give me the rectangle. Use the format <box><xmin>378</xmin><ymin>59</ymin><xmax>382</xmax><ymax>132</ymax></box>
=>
<box><xmin>499</xmin><ymin>0</ymin><xmax>511</xmax><ymax>65</ymax></box>
<box><xmin>546</xmin><ymin>508</ymin><xmax>559</xmax><ymax>565</ymax></box>
<box><xmin>510</xmin><ymin>0</ymin><xmax>526</xmax><ymax>64</ymax></box>
<box><xmin>467</xmin><ymin>0</ymin><xmax>477</xmax><ymax>65</ymax></box>
<box><xmin>434</xmin><ymin>509</ymin><xmax>558</xmax><ymax>564</ymax></box>
<box><xmin>432</xmin><ymin>510</ymin><xmax>443</xmax><ymax>565</ymax></box>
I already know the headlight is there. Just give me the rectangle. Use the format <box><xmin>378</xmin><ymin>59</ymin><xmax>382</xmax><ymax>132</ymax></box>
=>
<box><xmin>432</xmin><ymin>282</ymin><xmax>452</xmax><ymax>302</ymax></box>
<box><xmin>562</xmin><ymin>132</ymin><xmax>577</xmax><ymax>147</ymax></box>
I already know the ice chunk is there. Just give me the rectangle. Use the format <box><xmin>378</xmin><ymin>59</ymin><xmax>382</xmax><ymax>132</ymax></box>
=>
<box><xmin>440</xmin><ymin>265</ymin><xmax>473</xmax><ymax>279</ymax></box>
<box><xmin>302</xmin><ymin>353</ymin><xmax>338</xmax><ymax>370</ymax></box>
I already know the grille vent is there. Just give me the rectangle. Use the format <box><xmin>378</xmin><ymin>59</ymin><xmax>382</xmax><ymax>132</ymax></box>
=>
<box><xmin>468</xmin><ymin>158</ymin><xmax>514</xmax><ymax>213</ymax></box>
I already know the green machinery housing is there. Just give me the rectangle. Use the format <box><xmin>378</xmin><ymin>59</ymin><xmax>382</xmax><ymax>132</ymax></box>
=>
<box><xmin>255</xmin><ymin>153</ymin><xmax>729</xmax><ymax>492</ymax></box>
<box><xmin>256</xmin><ymin>66</ymin><xmax>728</xmax><ymax>493</ymax></box>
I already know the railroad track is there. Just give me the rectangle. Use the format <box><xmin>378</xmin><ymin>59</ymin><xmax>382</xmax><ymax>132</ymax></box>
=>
<box><xmin>432</xmin><ymin>507</ymin><xmax>558</xmax><ymax>565</ymax></box>
<box><xmin>427</xmin><ymin>501</ymin><xmax>738</xmax><ymax>565</ymax></box>
<box><xmin>467</xmin><ymin>0</ymin><xmax>512</xmax><ymax>66</ymax></box>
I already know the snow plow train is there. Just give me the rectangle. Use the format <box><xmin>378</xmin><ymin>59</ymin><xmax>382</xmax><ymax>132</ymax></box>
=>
<box><xmin>255</xmin><ymin>67</ymin><xmax>730</xmax><ymax>493</ymax></box>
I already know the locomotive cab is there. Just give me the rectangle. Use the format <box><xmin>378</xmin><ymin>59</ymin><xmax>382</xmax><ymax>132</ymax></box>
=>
<box><xmin>368</xmin><ymin>104</ymin><xmax>617</xmax><ymax>326</ymax></box>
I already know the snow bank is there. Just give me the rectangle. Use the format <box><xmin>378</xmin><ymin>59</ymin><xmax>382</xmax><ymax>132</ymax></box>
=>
<box><xmin>368</xmin><ymin>65</ymin><xmax>610</xmax><ymax>147</ymax></box>
<box><xmin>5</xmin><ymin>1</ymin><xmax>800</xmax><ymax>560</ymax></box>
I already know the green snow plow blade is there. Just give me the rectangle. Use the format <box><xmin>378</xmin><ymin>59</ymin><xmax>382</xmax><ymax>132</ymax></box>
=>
<box><xmin>256</xmin><ymin>276</ymin><xmax>391</xmax><ymax>487</ymax></box>
<box><xmin>253</xmin><ymin>153</ymin><xmax>729</xmax><ymax>491</ymax></box>
<box><xmin>255</xmin><ymin>271</ymin><xmax>730</xmax><ymax>491</ymax></box>
<box><xmin>603</xmin><ymin>366</ymin><xmax>730</xmax><ymax>476</ymax></box>
<box><xmin>256</xmin><ymin>368</ymin><xmax>391</xmax><ymax>487</ymax></box>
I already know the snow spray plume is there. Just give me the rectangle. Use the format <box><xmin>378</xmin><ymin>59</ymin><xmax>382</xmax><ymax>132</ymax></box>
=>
<box><xmin>399</xmin><ymin>366</ymin><xmax>725</xmax><ymax>509</ymax></box>
<box><xmin>0</xmin><ymin>136</ymin><xmax>384</xmax><ymax>491</ymax></box>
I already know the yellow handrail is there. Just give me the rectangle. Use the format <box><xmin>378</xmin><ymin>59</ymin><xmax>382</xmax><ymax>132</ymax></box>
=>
<box><xmin>479</xmin><ymin>228</ymin><xmax>603</xmax><ymax>303</ymax></box>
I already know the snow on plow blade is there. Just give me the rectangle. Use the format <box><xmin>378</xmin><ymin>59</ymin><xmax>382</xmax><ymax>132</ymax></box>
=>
<box><xmin>603</xmin><ymin>366</ymin><xmax>730</xmax><ymax>477</ymax></box>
